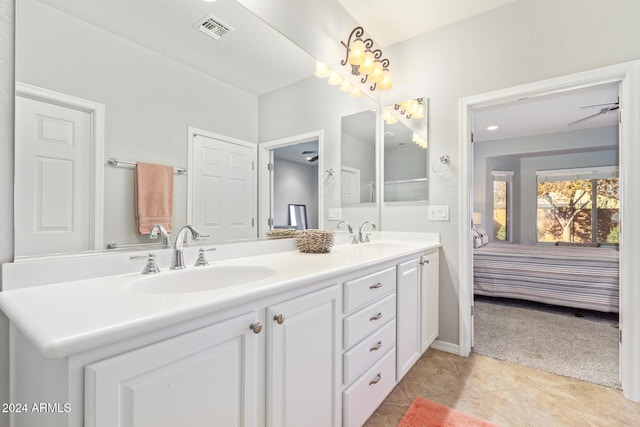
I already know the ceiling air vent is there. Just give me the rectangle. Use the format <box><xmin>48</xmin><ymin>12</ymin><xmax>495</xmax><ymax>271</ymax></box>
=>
<box><xmin>195</xmin><ymin>15</ymin><xmax>234</xmax><ymax>40</ymax></box>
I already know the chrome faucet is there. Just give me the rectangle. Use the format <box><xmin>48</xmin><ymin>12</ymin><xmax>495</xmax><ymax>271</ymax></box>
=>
<box><xmin>358</xmin><ymin>221</ymin><xmax>377</xmax><ymax>243</ymax></box>
<box><xmin>337</xmin><ymin>220</ymin><xmax>358</xmax><ymax>244</ymax></box>
<box><xmin>170</xmin><ymin>225</ymin><xmax>204</xmax><ymax>270</ymax></box>
<box><xmin>149</xmin><ymin>224</ymin><xmax>171</xmax><ymax>248</ymax></box>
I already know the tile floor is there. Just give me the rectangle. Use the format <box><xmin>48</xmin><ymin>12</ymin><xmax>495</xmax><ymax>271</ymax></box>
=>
<box><xmin>364</xmin><ymin>349</ymin><xmax>640</xmax><ymax>427</ymax></box>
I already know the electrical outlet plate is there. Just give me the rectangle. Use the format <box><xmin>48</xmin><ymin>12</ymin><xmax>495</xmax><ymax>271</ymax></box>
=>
<box><xmin>428</xmin><ymin>205</ymin><xmax>450</xmax><ymax>221</ymax></box>
<box><xmin>328</xmin><ymin>208</ymin><xmax>342</xmax><ymax>221</ymax></box>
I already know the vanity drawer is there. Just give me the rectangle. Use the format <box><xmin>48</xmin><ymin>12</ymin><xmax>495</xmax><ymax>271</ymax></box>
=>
<box><xmin>344</xmin><ymin>294</ymin><xmax>396</xmax><ymax>349</ymax></box>
<box><xmin>343</xmin><ymin>319</ymin><xmax>396</xmax><ymax>384</ymax></box>
<box><xmin>344</xmin><ymin>266</ymin><xmax>396</xmax><ymax>313</ymax></box>
<box><xmin>343</xmin><ymin>348</ymin><xmax>396</xmax><ymax>427</ymax></box>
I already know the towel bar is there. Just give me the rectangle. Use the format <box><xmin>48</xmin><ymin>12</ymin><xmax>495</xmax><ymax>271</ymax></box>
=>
<box><xmin>107</xmin><ymin>158</ymin><xmax>187</xmax><ymax>175</ymax></box>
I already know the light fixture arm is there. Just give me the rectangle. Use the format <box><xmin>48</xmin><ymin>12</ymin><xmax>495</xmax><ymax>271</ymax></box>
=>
<box><xmin>340</xmin><ymin>26</ymin><xmax>365</xmax><ymax>66</ymax></box>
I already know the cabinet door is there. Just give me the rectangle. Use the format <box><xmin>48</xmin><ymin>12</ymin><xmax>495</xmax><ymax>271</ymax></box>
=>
<box><xmin>267</xmin><ymin>285</ymin><xmax>342</xmax><ymax>427</ymax></box>
<box><xmin>396</xmin><ymin>258</ymin><xmax>421</xmax><ymax>380</ymax></box>
<box><xmin>421</xmin><ymin>251</ymin><xmax>440</xmax><ymax>352</ymax></box>
<box><xmin>85</xmin><ymin>312</ymin><xmax>264</xmax><ymax>427</ymax></box>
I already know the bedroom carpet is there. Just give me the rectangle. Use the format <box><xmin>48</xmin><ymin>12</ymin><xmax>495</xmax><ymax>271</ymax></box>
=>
<box><xmin>473</xmin><ymin>296</ymin><xmax>620</xmax><ymax>389</ymax></box>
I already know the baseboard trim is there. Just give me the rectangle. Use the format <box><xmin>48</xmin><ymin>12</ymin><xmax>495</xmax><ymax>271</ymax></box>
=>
<box><xmin>431</xmin><ymin>340</ymin><xmax>461</xmax><ymax>355</ymax></box>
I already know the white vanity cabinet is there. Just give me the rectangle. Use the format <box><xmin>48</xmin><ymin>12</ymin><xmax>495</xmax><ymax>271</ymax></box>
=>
<box><xmin>420</xmin><ymin>250</ymin><xmax>440</xmax><ymax>353</ymax></box>
<box><xmin>342</xmin><ymin>267</ymin><xmax>398</xmax><ymax>427</ymax></box>
<box><xmin>397</xmin><ymin>249</ymin><xmax>440</xmax><ymax>380</ymax></box>
<box><xmin>266</xmin><ymin>285</ymin><xmax>342</xmax><ymax>427</ymax></box>
<box><xmin>84</xmin><ymin>312</ymin><xmax>264</xmax><ymax>427</ymax></box>
<box><xmin>82</xmin><ymin>284</ymin><xmax>342</xmax><ymax>427</ymax></box>
<box><xmin>3</xmin><ymin>241</ymin><xmax>441</xmax><ymax>427</ymax></box>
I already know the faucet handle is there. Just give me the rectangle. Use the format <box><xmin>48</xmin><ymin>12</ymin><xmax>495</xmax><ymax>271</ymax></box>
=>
<box><xmin>364</xmin><ymin>233</ymin><xmax>371</xmax><ymax>243</ymax></box>
<box><xmin>194</xmin><ymin>247</ymin><xmax>216</xmax><ymax>267</ymax></box>
<box><xmin>350</xmin><ymin>235</ymin><xmax>359</xmax><ymax>245</ymax></box>
<box><xmin>130</xmin><ymin>253</ymin><xmax>161</xmax><ymax>274</ymax></box>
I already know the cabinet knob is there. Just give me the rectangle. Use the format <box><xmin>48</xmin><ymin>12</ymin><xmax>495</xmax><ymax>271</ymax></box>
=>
<box><xmin>369</xmin><ymin>282</ymin><xmax>383</xmax><ymax>289</ymax></box>
<box><xmin>420</xmin><ymin>258</ymin><xmax>430</xmax><ymax>265</ymax></box>
<box><xmin>250</xmin><ymin>322</ymin><xmax>262</xmax><ymax>334</ymax></box>
<box><xmin>274</xmin><ymin>314</ymin><xmax>285</xmax><ymax>324</ymax></box>
<box><xmin>369</xmin><ymin>312</ymin><xmax>383</xmax><ymax>321</ymax></box>
<box><xmin>369</xmin><ymin>373</ymin><xmax>382</xmax><ymax>386</ymax></box>
<box><xmin>369</xmin><ymin>341</ymin><xmax>383</xmax><ymax>352</ymax></box>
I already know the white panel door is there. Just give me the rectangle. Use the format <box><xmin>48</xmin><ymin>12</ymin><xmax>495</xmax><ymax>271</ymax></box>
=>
<box><xmin>14</xmin><ymin>96</ymin><xmax>93</xmax><ymax>255</ymax></box>
<box><xmin>85</xmin><ymin>312</ymin><xmax>264</xmax><ymax>427</ymax></box>
<box><xmin>191</xmin><ymin>134</ymin><xmax>256</xmax><ymax>242</ymax></box>
<box><xmin>396</xmin><ymin>258</ymin><xmax>421</xmax><ymax>380</ymax></box>
<box><xmin>267</xmin><ymin>285</ymin><xmax>342</xmax><ymax>427</ymax></box>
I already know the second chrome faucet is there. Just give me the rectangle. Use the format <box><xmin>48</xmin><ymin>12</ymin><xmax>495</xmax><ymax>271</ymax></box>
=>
<box><xmin>171</xmin><ymin>225</ymin><xmax>205</xmax><ymax>269</ymax></box>
<box><xmin>337</xmin><ymin>220</ymin><xmax>377</xmax><ymax>244</ymax></box>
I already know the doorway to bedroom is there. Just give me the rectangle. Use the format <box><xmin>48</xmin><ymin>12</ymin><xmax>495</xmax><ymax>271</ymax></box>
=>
<box><xmin>469</xmin><ymin>81</ymin><xmax>621</xmax><ymax>389</ymax></box>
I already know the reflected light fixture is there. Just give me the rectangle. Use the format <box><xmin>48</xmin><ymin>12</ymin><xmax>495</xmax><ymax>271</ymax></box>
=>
<box><xmin>315</xmin><ymin>60</ymin><xmax>363</xmax><ymax>99</ymax></box>
<box><xmin>395</xmin><ymin>98</ymin><xmax>424</xmax><ymax>119</ymax></box>
<box><xmin>341</xmin><ymin>26</ymin><xmax>392</xmax><ymax>91</ymax></box>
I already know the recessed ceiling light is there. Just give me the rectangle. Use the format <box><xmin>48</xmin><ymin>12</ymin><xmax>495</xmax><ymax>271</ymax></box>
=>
<box><xmin>487</xmin><ymin>125</ymin><xmax>499</xmax><ymax>131</ymax></box>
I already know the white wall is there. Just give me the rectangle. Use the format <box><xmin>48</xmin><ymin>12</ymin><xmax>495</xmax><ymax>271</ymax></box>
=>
<box><xmin>474</xmin><ymin>126</ymin><xmax>618</xmax><ymax>244</ymax></box>
<box><xmin>273</xmin><ymin>158</ymin><xmax>319</xmax><ymax>228</ymax></box>
<box><xmin>0</xmin><ymin>0</ymin><xmax>14</xmax><ymax>424</ymax></box>
<box><xmin>242</xmin><ymin>0</ymin><xmax>640</xmax><ymax>347</ymax></box>
<box><xmin>16</xmin><ymin>0</ymin><xmax>259</xmax><ymax>249</ymax></box>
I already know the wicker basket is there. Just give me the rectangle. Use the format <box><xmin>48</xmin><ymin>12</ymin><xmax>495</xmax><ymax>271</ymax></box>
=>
<box><xmin>295</xmin><ymin>229</ymin><xmax>335</xmax><ymax>253</ymax></box>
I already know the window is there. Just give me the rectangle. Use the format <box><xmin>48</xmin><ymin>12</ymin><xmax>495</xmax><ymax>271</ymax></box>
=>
<box><xmin>536</xmin><ymin>167</ymin><xmax>619</xmax><ymax>244</ymax></box>
<box><xmin>492</xmin><ymin>171</ymin><xmax>513</xmax><ymax>241</ymax></box>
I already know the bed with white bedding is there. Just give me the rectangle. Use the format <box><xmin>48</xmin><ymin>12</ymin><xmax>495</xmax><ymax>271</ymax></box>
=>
<box><xmin>473</xmin><ymin>241</ymin><xmax>619</xmax><ymax>313</ymax></box>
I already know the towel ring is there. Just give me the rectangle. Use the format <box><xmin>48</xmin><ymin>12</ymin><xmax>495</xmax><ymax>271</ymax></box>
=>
<box><xmin>431</xmin><ymin>155</ymin><xmax>451</xmax><ymax>176</ymax></box>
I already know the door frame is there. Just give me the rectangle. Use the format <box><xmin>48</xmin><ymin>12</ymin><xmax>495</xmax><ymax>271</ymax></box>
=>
<box><xmin>458</xmin><ymin>60</ymin><xmax>640</xmax><ymax>401</ymax></box>
<box><xmin>257</xmin><ymin>130</ymin><xmax>324</xmax><ymax>236</ymax></box>
<box><xmin>15</xmin><ymin>82</ymin><xmax>105</xmax><ymax>255</ymax></box>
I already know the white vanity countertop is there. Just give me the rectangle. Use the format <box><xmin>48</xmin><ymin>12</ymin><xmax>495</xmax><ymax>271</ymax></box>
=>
<box><xmin>0</xmin><ymin>239</ymin><xmax>440</xmax><ymax>359</ymax></box>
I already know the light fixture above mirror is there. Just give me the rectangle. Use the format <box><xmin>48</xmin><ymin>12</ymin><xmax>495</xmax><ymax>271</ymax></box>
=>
<box><xmin>340</xmin><ymin>26</ymin><xmax>392</xmax><ymax>92</ymax></box>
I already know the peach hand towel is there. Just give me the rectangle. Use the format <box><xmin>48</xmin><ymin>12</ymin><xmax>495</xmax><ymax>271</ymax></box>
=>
<box><xmin>135</xmin><ymin>162</ymin><xmax>174</xmax><ymax>234</ymax></box>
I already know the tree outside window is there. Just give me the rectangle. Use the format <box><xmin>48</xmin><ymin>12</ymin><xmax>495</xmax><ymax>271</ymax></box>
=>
<box><xmin>536</xmin><ymin>169</ymin><xmax>619</xmax><ymax>244</ymax></box>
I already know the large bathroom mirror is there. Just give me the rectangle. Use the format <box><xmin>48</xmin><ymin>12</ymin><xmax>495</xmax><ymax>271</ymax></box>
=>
<box><xmin>14</xmin><ymin>0</ymin><xmax>378</xmax><ymax>258</ymax></box>
<box><xmin>382</xmin><ymin>98</ymin><xmax>429</xmax><ymax>202</ymax></box>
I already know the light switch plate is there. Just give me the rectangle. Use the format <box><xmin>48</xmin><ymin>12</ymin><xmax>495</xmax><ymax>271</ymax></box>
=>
<box><xmin>328</xmin><ymin>208</ymin><xmax>342</xmax><ymax>221</ymax></box>
<box><xmin>428</xmin><ymin>205</ymin><xmax>450</xmax><ymax>221</ymax></box>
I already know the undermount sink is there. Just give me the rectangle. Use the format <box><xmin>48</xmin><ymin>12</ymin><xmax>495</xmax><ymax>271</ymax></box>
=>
<box><xmin>129</xmin><ymin>265</ymin><xmax>278</xmax><ymax>294</ymax></box>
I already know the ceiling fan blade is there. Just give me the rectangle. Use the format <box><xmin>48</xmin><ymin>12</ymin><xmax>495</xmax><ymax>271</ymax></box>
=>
<box><xmin>301</xmin><ymin>150</ymin><xmax>318</xmax><ymax>154</ymax></box>
<box><xmin>307</xmin><ymin>155</ymin><xmax>319</xmax><ymax>163</ymax></box>
<box><xmin>580</xmin><ymin>102</ymin><xmax>618</xmax><ymax>109</ymax></box>
<box><xmin>567</xmin><ymin>110</ymin><xmax>606</xmax><ymax>126</ymax></box>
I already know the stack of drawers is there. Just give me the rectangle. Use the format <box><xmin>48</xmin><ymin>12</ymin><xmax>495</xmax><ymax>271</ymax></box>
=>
<box><xmin>342</xmin><ymin>266</ymin><xmax>398</xmax><ymax>427</ymax></box>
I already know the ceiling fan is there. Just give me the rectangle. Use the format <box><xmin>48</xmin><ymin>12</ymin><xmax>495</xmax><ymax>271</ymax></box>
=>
<box><xmin>568</xmin><ymin>99</ymin><xmax>619</xmax><ymax>126</ymax></box>
<box><xmin>302</xmin><ymin>150</ymin><xmax>318</xmax><ymax>163</ymax></box>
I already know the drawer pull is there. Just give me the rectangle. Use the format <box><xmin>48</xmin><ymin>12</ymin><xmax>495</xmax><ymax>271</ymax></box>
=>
<box><xmin>369</xmin><ymin>373</ymin><xmax>382</xmax><ymax>386</ymax></box>
<box><xmin>369</xmin><ymin>312</ymin><xmax>383</xmax><ymax>321</ymax></box>
<box><xmin>369</xmin><ymin>341</ymin><xmax>383</xmax><ymax>352</ymax></box>
<box><xmin>369</xmin><ymin>282</ymin><xmax>383</xmax><ymax>289</ymax></box>
<box><xmin>250</xmin><ymin>322</ymin><xmax>262</xmax><ymax>334</ymax></box>
<box><xmin>274</xmin><ymin>314</ymin><xmax>285</xmax><ymax>324</ymax></box>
